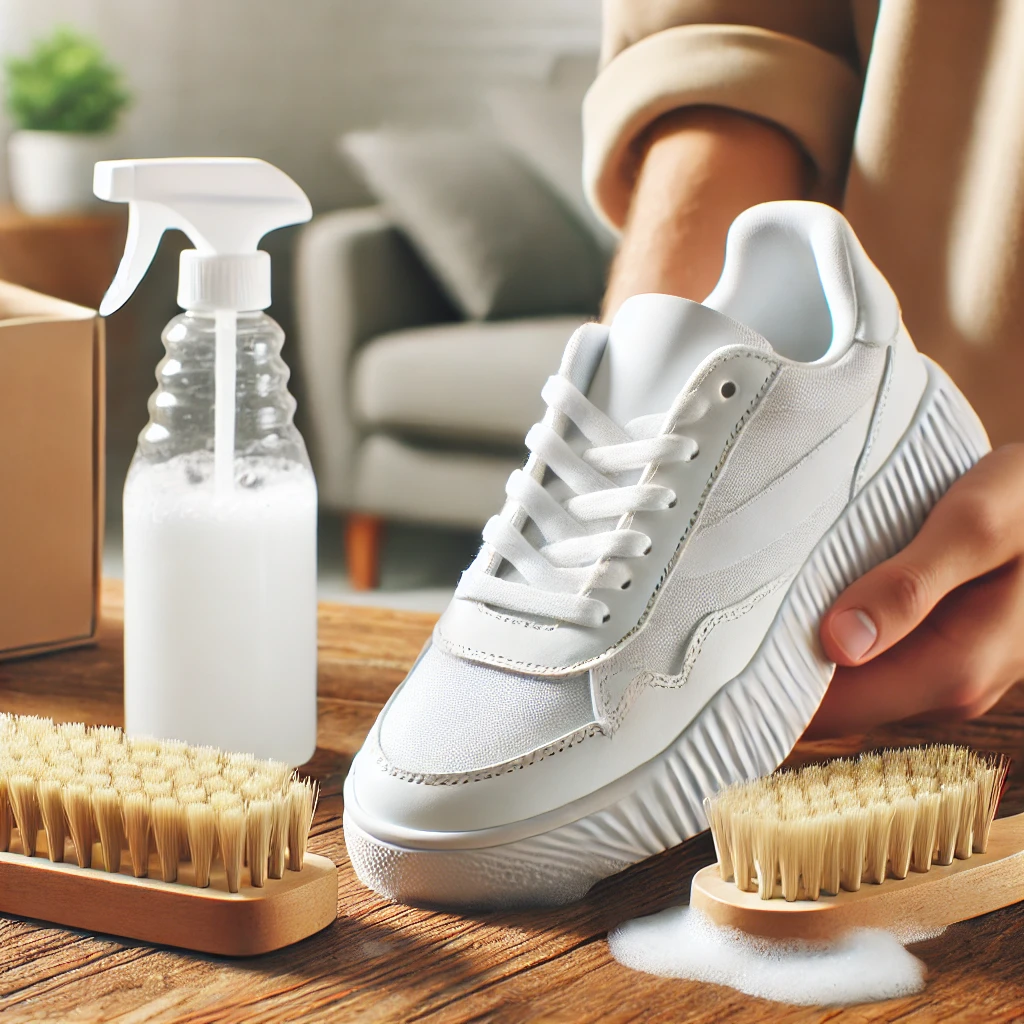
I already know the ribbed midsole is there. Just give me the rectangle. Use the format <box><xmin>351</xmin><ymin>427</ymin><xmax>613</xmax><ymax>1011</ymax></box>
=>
<box><xmin>344</xmin><ymin>359</ymin><xmax>990</xmax><ymax>907</ymax></box>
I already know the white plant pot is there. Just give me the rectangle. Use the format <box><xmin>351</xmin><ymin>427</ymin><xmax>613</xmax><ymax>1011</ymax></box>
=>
<box><xmin>7</xmin><ymin>130</ymin><xmax>114</xmax><ymax>216</ymax></box>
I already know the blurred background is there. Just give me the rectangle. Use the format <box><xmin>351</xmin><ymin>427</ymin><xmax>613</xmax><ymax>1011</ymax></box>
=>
<box><xmin>0</xmin><ymin>0</ymin><xmax>607</xmax><ymax>610</ymax></box>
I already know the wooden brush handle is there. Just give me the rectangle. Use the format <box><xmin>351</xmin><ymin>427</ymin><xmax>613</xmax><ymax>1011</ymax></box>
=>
<box><xmin>690</xmin><ymin>812</ymin><xmax>1024</xmax><ymax>941</ymax></box>
<box><xmin>0</xmin><ymin>847</ymin><xmax>338</xmax><ymax>956</ymax></box>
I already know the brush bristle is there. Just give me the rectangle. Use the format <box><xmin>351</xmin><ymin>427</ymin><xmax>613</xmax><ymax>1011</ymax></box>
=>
<box><xmin>246</xmin><ymin>800</ymin><xmax>273</xmax><ymax>888</ymax></box>
<box><xmin>63</xmin><ymin>784</ymin><xmax>94</xmax><ymax>868</ymax></box>
<box><xmin>37</xmin><ymin>779</ymin><xmax>65</xmax><ymax>863</ymax></box>
<box><xmin>217</xmin><ymin>806</ymin><xmax>246</xmax><ymax>893</ymax></box>
<box><xmin>287</xmin><ymin>779</ymin><xmax>318</xmax><ymax>872</ymax></box>
<box><xmin>186</xmin><ymin>802</ymin><xmax>216</xmax><ymax>888</ymax></box>
<box><xmin>704</xmin><ymin>745</ymin><xmax>1009</xmax><ymax>901</ymax></box>
<box><xmin>8</xmin><ymin>775</ymin><xmax>40</xmax><ymax>857</ymax></box>
<box><xmin>268</xmin><ymin>794</ymin><xmax>289</xmax><ymax>880</ymax></box>
<box><xmin>122</xmin><ymin>791</ymin><xmax>151</xmax><ymax>878</ymax></box>
<box><xmin>0</xmin><ymin>714</ymin><xmax>316</xmax><ymax>890</ymax></box>
<box><xmin>92</xmin><ymin>788</ymin><xmax>124</xmax><ymax>872</ymax></box>
<box><xmin>0</xmin><ymin>776</ymin><xmax>11</xmax><ymax>853</ymax></box>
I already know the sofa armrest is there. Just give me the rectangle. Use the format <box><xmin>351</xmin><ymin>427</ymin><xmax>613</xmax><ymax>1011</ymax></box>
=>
<box><xmin>294</xmin><ymin>207</ymin><xmax>456</xmax><ymax>509</ymax></box>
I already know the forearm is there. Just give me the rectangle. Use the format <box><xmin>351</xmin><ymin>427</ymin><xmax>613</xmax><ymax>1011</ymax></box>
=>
<box><xmin>602</xmin><ymin>107</ymin><xmax>811</xmax><ymax>321</ymax></box>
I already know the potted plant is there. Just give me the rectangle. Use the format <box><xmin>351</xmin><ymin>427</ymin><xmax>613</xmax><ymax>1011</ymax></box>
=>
<box><xmin>5</xmin><ymin>27</ymin><xmax>131</xmax><ymax>215</ymax></box>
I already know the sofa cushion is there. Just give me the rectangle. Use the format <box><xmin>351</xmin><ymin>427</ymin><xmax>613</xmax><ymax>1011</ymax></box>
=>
<box><xmin>351</xmin><ymin>317</ymin><xmax>586</xmax><ymax>446</ymax></box>
<box><xmin>353</xmin><ymin>434</ymin><xmax>522</xmax><ymax>530</ymax></box>
<box><xmin>486</xmin><ymin>85</ymin><xmax>615</xmax><ymax>253</ymax></box>
<box><xmin>339</xmin><ymin>129</ymin><xmax>606</xmax><ymax>320</ymax></box>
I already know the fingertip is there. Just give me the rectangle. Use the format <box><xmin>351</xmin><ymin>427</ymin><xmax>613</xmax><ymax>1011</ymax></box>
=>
<box><xmin>822</xmin><ymin>606</ymin><xmax>878</xmax><ymax>665</ymax></box>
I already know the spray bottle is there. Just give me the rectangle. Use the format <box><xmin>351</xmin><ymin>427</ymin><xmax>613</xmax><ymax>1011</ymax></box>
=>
<box><xmin>95</xmin><ymin>157</ymin><xmax>317</xmax><ymax>765</ymax></box>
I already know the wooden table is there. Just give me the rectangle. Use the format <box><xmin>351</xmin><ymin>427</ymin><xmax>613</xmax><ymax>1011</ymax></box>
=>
<box><xmin>0</xmin><ymin>581</ymin><xmax>1022</xmax><ymax>1023</ymax></box>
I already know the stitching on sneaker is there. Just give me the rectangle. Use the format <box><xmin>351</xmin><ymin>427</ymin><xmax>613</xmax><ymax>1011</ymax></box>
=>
<box><xmin>433</xmin><ymin>355</ymin><xmax>780</xmax><ymax>674</ymax></box>
<box><xmin>853</xmin><ymin>342</ymin><xmax>895</xmax><ymax>495</ymax></box>
<box><xmin>594</xmin><ymin>571</ymin><xmax>794</xmax><ymax>729</ymax></box>
<box><xmin>374</xmin><ymin>722</ymin><xmax>606</xmax><ymax>785</ymax></box>
<box><xmin>475</xmin><ymin>604</ymin><xmax>557</xmax><ymax>630</ymax></box>
<box><xmin>372</xmin><ymin>572</ymin><xmax>791</xmax><ymax>785</ymax></box>
<box><xmin>368</xmin><ymin>370</ymin><xmax>990</xmax><ymax>790</ymax></box>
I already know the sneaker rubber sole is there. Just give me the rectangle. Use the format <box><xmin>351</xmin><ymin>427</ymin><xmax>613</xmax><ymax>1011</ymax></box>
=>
<box><xmin>343</xmin><ymin>358</ymin><xmax>990</xmax><ymax>909</ymax></box>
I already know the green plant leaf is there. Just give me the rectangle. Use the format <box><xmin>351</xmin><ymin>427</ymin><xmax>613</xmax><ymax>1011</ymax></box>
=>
<box><xmin>4</xmin><ymin>26</ymin><xmax>131</xmax><ymax>133</ymax></box>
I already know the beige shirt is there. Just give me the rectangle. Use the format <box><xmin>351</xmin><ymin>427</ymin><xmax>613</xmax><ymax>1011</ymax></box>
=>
<box><xmin>584</xmin><ymin>0</ymin><xmax>1024</xmax><ymax>444</ymax></box>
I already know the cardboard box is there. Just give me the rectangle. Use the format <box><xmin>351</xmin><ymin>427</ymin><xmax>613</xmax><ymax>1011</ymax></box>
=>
<box><xmin>0</xmin><ymin>280</ymin><xmax>104</xmax><ymax>660</ymax></box>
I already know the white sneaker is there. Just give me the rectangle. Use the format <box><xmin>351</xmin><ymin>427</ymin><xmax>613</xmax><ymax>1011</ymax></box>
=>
<box><xmin>343</xmin><ymin>201</ymin><xmax>990</xmax><ymax>909</ymax></box>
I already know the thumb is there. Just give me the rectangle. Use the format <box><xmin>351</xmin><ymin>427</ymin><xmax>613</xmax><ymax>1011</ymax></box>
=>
<box><xmin>820</xmin><ymin>491</ymin><xmax>1007</xmax><ymax>667</ymax></box>
<box><xmin>820</xmin><ymin>558</ymin><xmax>935</xmax><ymax>667</ymax></box>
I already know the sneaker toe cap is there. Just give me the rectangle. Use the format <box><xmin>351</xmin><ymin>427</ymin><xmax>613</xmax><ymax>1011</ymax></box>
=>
<box><xmin>376</xmin><ymin>643</ymin><xmax>594</xmax><ymax>778</ymax></box>
<box><xmin>347</xmin><ymin>643</ymin><xmax>597</xmax><ymax>832</ymax></box>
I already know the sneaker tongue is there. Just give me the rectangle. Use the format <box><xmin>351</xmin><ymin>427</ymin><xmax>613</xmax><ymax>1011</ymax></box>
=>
<box><xmin>588</xmin><ymin>294</ymin><xmax>772</xmax><ymax>425</ymax></box>
<box><xmin>497</xmin><ymin>295</ymin><xmax>771</xmax><ymax>599</ymax></box>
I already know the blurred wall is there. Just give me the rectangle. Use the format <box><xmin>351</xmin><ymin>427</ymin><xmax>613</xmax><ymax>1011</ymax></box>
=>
<box><xmin>0</xmin><ymin>0</ymin><xmax>601</xmax><ymax>211</ymax></box>
<box><xmin>0</xmin><ymin>0</ymin><xmax>601</xmax><ymax>471</ymax></box>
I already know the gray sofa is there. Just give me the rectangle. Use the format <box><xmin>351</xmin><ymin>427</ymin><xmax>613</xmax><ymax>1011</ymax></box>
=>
<box><xmin>294</xmin><ymin>205</ymin><xmax>594</xmax><ymax>584</ymax></box>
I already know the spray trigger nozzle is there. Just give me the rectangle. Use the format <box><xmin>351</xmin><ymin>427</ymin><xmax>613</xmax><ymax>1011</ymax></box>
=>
<box><xmin>94</xmin><ymin>157</ymin><xmax>312</xmax><ymax>316</ymax></box>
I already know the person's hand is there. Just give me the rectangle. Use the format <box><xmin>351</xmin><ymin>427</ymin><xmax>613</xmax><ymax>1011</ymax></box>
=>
<box><xmin>807</xmin><ymin>444</ymin><xmax>1024</xmax><ymax>738</ymax></box>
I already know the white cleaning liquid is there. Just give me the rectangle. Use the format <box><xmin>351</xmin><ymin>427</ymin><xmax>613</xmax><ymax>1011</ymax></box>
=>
<box><xmin>123</xmin><ymin>452</ymin><xmax>318</xmax><ymax>764</ymax></box>
<box><xmin>609</xmin><ymin>906</ymin><xmax>937</xmax><ymax>1006</ymax></box>
<box><xmin>96</xmin><ymin>159</ymin><xmax>317</xmax><ymax>764</ymax></box>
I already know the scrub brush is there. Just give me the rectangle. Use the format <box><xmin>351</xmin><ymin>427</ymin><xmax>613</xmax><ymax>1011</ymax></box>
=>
<box><xmin>0</xmin><ymin>714</ymin><xmax>337</xmax><ymax>955</ymax></box>
<box><xmin>691</xmin><ymin>744</ymin><xmax>1019</xmax><ymax>939</ymax></box>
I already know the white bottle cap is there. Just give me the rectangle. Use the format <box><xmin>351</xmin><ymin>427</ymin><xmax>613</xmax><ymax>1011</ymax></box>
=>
<box><xmin>94</xmin><ymin>158</ymin><xmax>312</xmax><ymax>316</ymax></box>
<box><xmin>177</xmin><ymin>251</ymin><xmax>271</xmax><ymax>311</ymax></box>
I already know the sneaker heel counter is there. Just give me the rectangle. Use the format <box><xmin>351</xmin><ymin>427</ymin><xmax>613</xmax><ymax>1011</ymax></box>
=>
<box><xmin>854</xmin><ymin>324</ymin><xmax>929</xmax><ymax>491</ymax></box>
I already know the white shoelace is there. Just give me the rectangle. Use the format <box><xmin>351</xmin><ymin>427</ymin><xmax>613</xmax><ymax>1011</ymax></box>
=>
<box><xmin>456</xmin><ymin>374</ymin><xmax>699</xmax><ymax>627</ymax></box>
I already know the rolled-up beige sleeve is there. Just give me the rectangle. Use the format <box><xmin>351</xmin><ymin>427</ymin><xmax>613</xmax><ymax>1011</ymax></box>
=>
<box><xmin>584</xmin><ymin>1</ymin><xmax>865</xmax><ymax>229</ymax></box>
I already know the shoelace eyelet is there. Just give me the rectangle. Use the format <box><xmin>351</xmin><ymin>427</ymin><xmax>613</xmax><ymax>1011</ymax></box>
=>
<box><xmin>458</xmin><ymin>374</ymin><xmax>705</xmax><ymax>627</ymax></box>
<box><xmin>620</xmin><ymin>579</ymin><xmax>631</xmax><ymax>590</ymax></box>
<box><xmin>687</xmin><ymin>447</ymin><xmax>700</xmax><ymax>462</ymax></box>
<box><xmin>721</xmin><ymin>381</ymin><xmax>737</xmax><ymax>399</ymax></box>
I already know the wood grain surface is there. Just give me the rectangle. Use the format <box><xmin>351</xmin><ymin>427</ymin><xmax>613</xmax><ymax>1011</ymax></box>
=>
<box><xmin>0</xmin><ymin>579</ymin><xmax>1022</xmax><ymax>1023</ymax></box>
<box><xmin>0</xmin><ymin>847</ymin><xmax>339</xmax><ymax>958</ymax></box>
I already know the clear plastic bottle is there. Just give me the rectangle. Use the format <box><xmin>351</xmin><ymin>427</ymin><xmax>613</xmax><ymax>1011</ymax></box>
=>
<box><xmin>94</xmin><ymin>157</ymin><xmax>317</xmax><ymax>766</ymax></box>
<box><xmin>122</xmin><ymin>311</ymin><xmax>317</xmax><ymax>764</ymax></box>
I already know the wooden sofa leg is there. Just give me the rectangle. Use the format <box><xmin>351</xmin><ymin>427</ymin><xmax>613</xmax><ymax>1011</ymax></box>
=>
<box><xmin>346</xmin><ymin>514</ymin><xmax>383</xmax><ymax>591</ymax></box>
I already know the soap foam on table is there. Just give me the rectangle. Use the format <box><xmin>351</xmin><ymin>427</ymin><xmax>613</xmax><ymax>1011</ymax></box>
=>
<box><xmin>609</xmin><ymin>906</ymin><xmax>939</xmax><ymax>1006</ymax></box>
